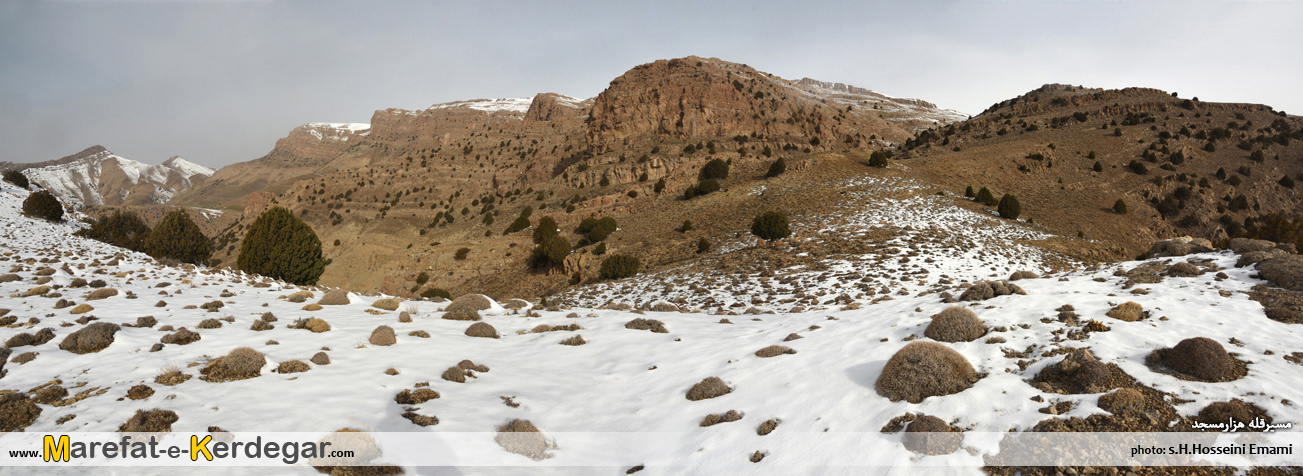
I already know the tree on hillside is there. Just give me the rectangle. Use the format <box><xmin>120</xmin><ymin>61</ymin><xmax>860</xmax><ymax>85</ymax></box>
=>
<box><xmin>144</xmin><ymin>210</ymin><xmax>212</xmax><ymax>264</ymax></box>
<box><xmin>76</xmin><ymin>210</ymin><xmax>151</xmax><ymax>252</ymax></box>
<box><xmin>1113</xmin><ymin>199</ymin><xmax>1128</xmax><ymax>215</ymax></box>
<box><xmin>997</xmin><ymin>194</ymin><xmax>1021</xmax><ymax>220</ymax></box>
<box><xmin>22</xmin><ymin>190</ymin><xmax>63</xmax><ymax>222</ymax></box>
<box><xmin>237</xmin><ymin>206</ymin><xmax>325</xmax><ymax>284</ymax></box>
<box><xmin>765</xmin><ymin>158</ymin><xmax>787</xmax><ymax>178</ymax></box>
<box><xmin>700</xmin><ymin>159</ymin><xmax>729</xmax><ymax>181</ymax></box>
<box><xmin>751</xmin><ymin>211</ymin><xmax>790</xmax><ymax>242</ymax></box>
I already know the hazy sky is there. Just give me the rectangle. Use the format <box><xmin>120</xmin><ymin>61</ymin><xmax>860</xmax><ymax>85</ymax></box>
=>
<box><xmin>1</xmin><ymin>0</ymin><xmax>1299</xmax><ymax>168</ymax></box>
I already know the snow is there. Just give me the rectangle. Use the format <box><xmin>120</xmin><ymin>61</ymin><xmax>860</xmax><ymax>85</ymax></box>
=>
<box><xmin>0</xmin><ymin>180</ymin><xmax>1300</xmax><ymax>475</ymax></box>
<box><xmin>302</xmin><ymin>123</ymin><xmax>371</xmax><ymax>142</ymax></box>
<box><xmin>18</xmin><ymin>150</ymin><xmax>214</xmax><ymax>209</ymax></box>
<box><xmin>428</xmin><ymin>98</ymin><xmax>534</xmax><ymax>116</ymax></box>
<box><xmin>162</xmin><ymin>157</ymin><xmax>216</xmax><ymax>179</ymax></box>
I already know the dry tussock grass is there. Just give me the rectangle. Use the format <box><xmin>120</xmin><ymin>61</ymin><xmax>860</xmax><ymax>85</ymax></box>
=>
<box><xmin>875</xmin><ymin>342</ymin><xmax>978</xmax><ymax>404</ymax></box>
<box><xmin>754</xmin><ymin>345</ymin><xmax>796</xmax><ymax>358</ymax></box>
<box><xmin>58</xmin><ymin>322</ymin><xmax>119</xmax><ymax>354</ymax></box>
<box><xmin>686</xmin><ymin>377</ymin><xmax>731</xmax><ymax>401</ymax></box>
<box><xmin>117</xmin><ymin>409</ymin><xmax>178</xmax><ymax>432</ymax></box>
<box><xmin>200</xmin><ymin>347</ymin><xmax>265</xmax><ymax>382</ymax></box>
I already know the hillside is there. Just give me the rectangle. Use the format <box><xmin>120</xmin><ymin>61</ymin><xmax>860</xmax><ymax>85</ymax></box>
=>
<box><xmin>3</xmin><ymin>166</ymin><xmax>1302</xmax><ymax>475</ymax></box>
<box><xmin>2</xmin><ymin>146</ymin><xmax>214</xmax><ymax>210</ymax></box>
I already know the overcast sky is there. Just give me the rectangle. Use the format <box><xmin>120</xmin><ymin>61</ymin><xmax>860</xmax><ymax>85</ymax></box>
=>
<box><xmin>1</xmin><ymin>0</ymin><xmax>1299</xmax><ymax>168</ymax></box>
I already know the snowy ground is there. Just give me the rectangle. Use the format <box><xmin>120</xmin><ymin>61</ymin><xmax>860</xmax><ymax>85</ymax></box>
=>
<box><xmin>0</xmin><ymin>181</ymin><xmax>1299</xmax><ymax>475</ymax></box>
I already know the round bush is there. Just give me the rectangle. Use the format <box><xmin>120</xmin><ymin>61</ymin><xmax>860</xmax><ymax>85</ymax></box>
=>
<box><xmin>118</xmin><ymin>409</ymin><xmax>178</xmax><ymax>432</ymax></box>
<box><xmin>144</xmin><ymin>210</ymin><xmax>211</xmax><ymax>265</ymax></box>
<box><xmin>3</xmin><ymin>170</ymin><xmax>29</xmax><ymax>189</ymax></box>
<box><xmin>997</xmin><ymin>194</ymin><xmax>1021</xmax><ymax>219</ymax></box>
<box><xmin>875</xmin><ymin>341</ymin><xmax>978</xmax><ymax>403</ymax></box>
<box><xmin>902</xmin><ymin>415</ymin><xmax>961</xmax><ymax>455</ymax></box>
<box><xmin>686</xmin><ymin>377</ymin><xmax>732</xmax><ymax>401</ymax></box>
<box><xmin>369</xmin><ymin>325</ymin><xmax>397</xmax><ymax>346</ymax></box>
<box><xmin>1113</xmin><ymin>199</ymin><xmax>1128</xmax><ymax>214</ymax></box>
<box><xmin>923</xmin><ymin>307</ymin><xmax>987</xmax><ymax>342</ymax></box>
<box><xmin>22</xmin><ymin>191</ymin><xmax>63</xmax><ymax>221</ymax></box>
<box><xmin>1162</xmin><ymin>337</ymin><xmax>1238</xmax><ymax>382</ymax></box>
<box><xmin>765</xmin><ymin>158</ymin><xmax>786</xmax><ymax>178</ymax></box>
<box><xmin>318</xmin><ymin>289</ymin><xmax>350</xmax><ymax>305</ymax></box>
<box><xmin>1105</xmin><ymin>301</ymin><xmax>1146</xmax><ymax>322</ymax></box>
<box><xmin>531</xmin><ymin>234</ymin><xmax>571</xmax><ymax>268</ymax></box>
<box><xmin>1195</xmin><ymin>400</ymin><xmax>1269</xmax><ymax>426</ymax></box>
<box><xmin>76</xmin><ymin>211</ymin><xmax>150</xmax><ymax>251</ymax></box>
<box><xmin>58</xmin><ymin>322</ymin><xmax>120</xmax><ymax>354</ymax></box>
<box><xmin>200</xmin><ymin>347</ymin><xmax>265</xmax><ymax>382</ymax></box>
<box><xmin>1098</xmin><ymin>388</ymin><xmax>1145</xmax><ymax>415</ymax></box>
<box><xmin>449</xmin><ymin>294</ymin><xmax>493</xmax><ymax>311</ymax></box>
<box><xmin>532</xmin><ymin>216</ymin><xmax>559</xmax><ymax>244</ymax></box>
<box><xmin>599</xmin><ymin>254</ymin><xmax>640</xmax><ymax>280</ymax></box>
<box><xmin>238</xmin><ymin>207</ymin><xmax>325</xmax><ymax>285</ymax></box>
<box><xmin>700</xmin><ymin>158</ymin><xmax>729</xmax><ymax>180</ymax></box>
<box><xmin>588</xmin><ymin>217</ymin><xmax>617</xmax><ymax>242</ymax></box>
<box><xmin>465</xmin><ymin>322</ymin><xmax>499</xmax><ymax>338</ymax></box>
<box><xmin>750</xmin><ymin>211</ymin><xmax>790</xmax><ymax>241</ymax></box>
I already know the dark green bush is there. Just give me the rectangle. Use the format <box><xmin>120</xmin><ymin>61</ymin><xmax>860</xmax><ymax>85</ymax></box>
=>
<box><xmin>594</xmin><ymin>242</ymin><xmax>607</xmax><ymax>255</ymax></box>
<box><xmin>599</xmin><ymin>254</ymin><xmax>640</xmax><ymax>280</ymax></box>
<box><xmin>22</xmin><ymin>190</ymin><xmax>63</xmax><ymax>221</ymax></box>
<box><xmin>3</xmin><ymin>170</ymin><xmax>29</xmax><ymax>189</ymax></box>
<box><xmin>654</xmin><ymin>178</ymin><xmax>666</xmax><ymax>194</ymax></box>
<box><xmin>765</xmin><ymin>158</ymin><xmax>786</xmax><ymax>178</ymax></box>
<box><xmin>997</xmin><ymin>194</ymin><xmax>1021</xmax><ymax>219</ymax></box>
<box><xmin>868</xmin><ymin>151</ymin><xmax>890</xmax><ymax>168</ymax></box>
<box><xmin>684</xmin><ymin>179</ymin><xmax>720</xmax><ymax>199</ymax></box>
<box><xmin>532</xmin><ymin>216</ymin><xmax>558</xmax><ymax>243</ymax></box>
<box><xmin>1280</xmin><ymin>176</ymin><xmax>1296</xmax><ymax>189</ymax></box>
<box><xmin>421</xmin><ymin>287</ymin><xmax>451</xmax><ymax>300</ymax></box>
<box><xmin>76</xmin><ymin>211</ymin><xmax>150</xmax><ymax>251</ymax></box>
<box><xmin>974</xmin><ymin>187</ymin><xmax>996</xmax><ymax>206</ymax></box>
<box><xmin>1127</xmin><ymin>160</ymin><xmax>1149</xmax><ymax>175</ymax></box>
<box><xmin>1093</xmin><ymin>161</ymin><xmax>1104</xmax><ymax>172</ymax></box>
<box><xmin>144</xmin><ymin>210</ymin><xmax>212</xmax><ymax>264</ymax></box>
<box><xmin>530</xmin><ymin>234</ymin><xmax>571</xmax><ymax>268</ymax></box>
<box><xmin>700</xmin><ymin>159</ymin><xmax>729</xmax><ymax>181</ymax></box>
<box><xmin>1114</xmin><ymin>199</ymin><xmax>1128</xmax><ymax>214</ymax></box>
<box><xmin>237</xmin><ymin>207</ymin><xmax>323</xmax><ymax>284</ymax></box>
<box><xmin>416</xmin><ymin>271</ymin><xmax>430</xmax><ymax>285</ymax></box>
<box><xmin>696</xmin><ymin>237</ymin><xmax>710</xmax><ymax>254</ymax></box>
<box><xmin>589</xmin><ymin>217</ymin><xmax>617</xmax><ymax>242</ymax></box>
<box><xmin>751</xmin><ymin>211</ymin><xmax>790</xmax><ymax>241</ymax></box>
<box><xmin>455</xmin><ymin>248</ymin><xmax>470</xmax><ymax>260</ymax></box>
<box><xmin>681</xmin><ymin>220</ymin><xmax>692</xmax><ymax>232</ymax></box>
<box><xmin>503</xmin><ymin>212</ymin><xmax>531</xmax><ymax>235</ymax></box>
<box><xmin>964</xmin><ymin>186</ymin><xmax>974</xmax><ymax>198</ymax></box>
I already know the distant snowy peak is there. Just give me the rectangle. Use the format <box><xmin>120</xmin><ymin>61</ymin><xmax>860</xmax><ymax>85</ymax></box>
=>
<box><xmin>427</xmin><ymin>97</ymin><xmax>535</xmax><ymax>116</ymax></box>
<box><xmin>300</xmin><ymin>122</ymin><xmax>371</xmax><ymax>142</ymax></box>
<box><xmin>778</xmin><ymin>76</ymin><xmax>969</xmax><ymax>126</ymax></box>
<box><xmin>20</xmin><ymin>146</ymin><xmax>215</xmax><ymax>209</ymax></box>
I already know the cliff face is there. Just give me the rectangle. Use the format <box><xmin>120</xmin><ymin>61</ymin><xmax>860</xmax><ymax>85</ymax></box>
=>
<box><xmin>14</xmin><ymin>146</ymin><xmax>214</xmax><ymax>209</ymax></box>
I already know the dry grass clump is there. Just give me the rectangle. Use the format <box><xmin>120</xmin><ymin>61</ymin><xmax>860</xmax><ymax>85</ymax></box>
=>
<box><xmin>6</xmin><ymin>328</ymin><xmax>55</xmax><ymax>348</ymax></box>
<box><xmin>369</xmin><ymin>325</ymin><xmax>397</xmax><ymax>346</ymax></box>
<box><xmin>118</xmin><ymin>409</ymin><xmax>178</xmax><ymax>432</ymax></box>
<box><xmin>308</xmin><ymin>429</ymin><xmax>393</xmax><ymax>473</ymax></box>
<box><xmin>24</xmin><ymin>286</ymin><xmax>51</xmax><ymax>297</ymax></box>
<box><xmin>33</xmin><ymin>385</ymin><xmax>68</xmax><ymax>404</ymax></box>
<box><xmin>441</xmin><ymin>366</ymin><xmax>467</xmax><ymax>383</ymax></box>
<box><xmin>750</xmin><ymin>451</ymin><xmax>766</xmax><ymax>463</ymax></box>
<box><xmin>200</xmin><ymin>347</ymin><xmax>266</xmax><ymax>382</ymax></box>
<box><xmin>494</xmin><ymin>419</ymin><xmax>554</xmax><ymax>461</ymax></box>
<box><xmin>531</xmin><ymin>324</ymin><xmax>554</xmax><ymax>333</ymax></box>
<box><xmin>449</xmin><ymin>294</ymin><xmax>493</xmax><ymax>312</ymax></box>
<box><xmin>1098</xmin><ymin>388</ymin><xmax>1146</xmax><ymax>416</ymax></box>
<box><xmin>301</xmin><ymin>303</ymin><xmax>323</xmax><ymax>311</ymax></box>
<box><xmin>285</xmin><ymin>290</ymin><xmax>314</xmax><ymax>303</ymax></box>
<box><xmin>901</xmin><ymin>415</ymin><xmax>961</xmax><ymax>455</ymax></box>
<box><xmin>250</xmin><ymin>320</ymin><xmax>273</xmax><ymax>331</ymax></box>
<box><xmin>465</xmin><ymin>322</ymin><xmax>499</xmax><ymax>338</ymax></box>
<box><xmin>1105</xmin><ymin>301</ymin><xmax>1147</xmax><ymax>322</ymax></box>
<box><xmin>1032</xmin><ymin>348</ymin><xmax>1127</xmax><ymax>394</ymax></box>
<box><xmin>197</xmin><ymin>318</ymin><xmax>223</xmax><ymax>329</ymax></box>
<box><xmin>559</xmin><ymin>335</ymin><xmax>587</xmax><ymax>346</ymax></box>
<box><xmin>625</xmin><ymin>318</ymin><xmax>668</xmax><ymax>333</ymax></box>
<box><xmin>686</xmin><ymin>377</ymin><xmax>732</xmax><ymax>401</ymax></box>
<box><xmin>402</xmin><ymin>411</ymin><xmax>439</xmax><ymax>427</ymax></box>
<box><xmin>69</xmin><ymin>303</ymin><xmax>94</xmax><ymax>314</ymax></box>
<box><xmin>755</xmin><ymin>345</ymin><xmax>796</xmax><ymax>358</ymax></box>
<box><xmin>0</xmin><ymin>274</ymin><xmax>19</xmax><ymax>283</ymax></box>
<box><xmin>699</xmin><ymin>410</ymin><xmax>743</xmax><ymax>427</ymax></box>
<box><xmin>128</xmin><ymin>316</ymin><xmax>157</xmax><ymax>328</ymax></box>
<box><xmin>11</xmin><ymin>352</ymin><xmax>37</xmax><ymax>365</ymax></box>
<box><xmin>0</xmin><ymin>391</ymin><xmax>41</xmax><ymax>431</ymax></box>
<box><xmin>1194</xmin><ymin>400</ymin><xmax>1270</xmax><ymax>427</ymax></box>
<box><xmin>757</xmin><ymin>418</ymin><xmax>780</xmax><ymax>436</ymax></box>
<box><xmin>310</xmin><ymin>352</ymin><xmax>330</xmax><ymax>365</ymax></box>
<box><xmin>442</xmin><ymin>306</ymin><xmax>481</xmax><ymax>321</ymax></box>
<box><xmin>317</xmin><ymin>289</ymin><xmax>350</xmax><ymax>306</ymax></box>
<box><xmin>959</xmin><ymin>280</ymin><xmax>1025</xmax><ymax>301</ymax></box>
<box><xmin>290</xmin><ymin>317</ymin><xmax>331</xmax><ymax>333</ymax></box>
<box><xmin>1148</xmin><ymin>337</ymin><xmax>1243</xmax><ymax>382</ymax></box>
<box><xmin>783</xmin><ymin>333</ymin><xmax>802</xmax><ymax>341</ymax></box>
<box><xmin>126</xmin><ymin>384</ymin><xmax>154</xmax><ymax>400</ymax></box>
<box><xmin>161</xmin><ymin>328</ymin><xmax>201</xmax><ymax>345</ymax></box>
<box><xmin>408</xmin><ymin>330</ymin><xmax>430</xmax><ymax>338</ymax></box>
<box><xmin>459</xmin><ymin>360</ymin><xmax>489</xmax><ymax>372</ymax></box>
<box><xmin>276</xmin><ymin>360</ymin><xmax>310</xmax><ymax>374</ymax></box>
<box><xmin>398</xmin><ymin>311</ymin><xmax>412</xmax><ymax>323</ymax></box>
<box><xmin>371</xmin><ymin>298</ymin><xmax>401</xmax><ymax>311</ymax></box>
<box><xmin>86</xmin><ymin>288</ymin><xmax>118</xmax><ymax>300</ymax></box>
<box><xmin>199</xmin><ymin>300</ymin><xmax>224</xmax><ymax>312</ymax></box>
<box><xmin>1166</xmin><ymin>262</ymin><xmax>1203</xmax><ymax>277</ymax></box>
<box><xmin>154</xmin><ymin>367</ymin><xmax>191</xmax><ymax>386</ymax></box>
<box><xmin>1009</xmin><ymin>271</ymin><xmax>1039</xmax><ymax>281</ymax></box>
<box><xmin>395</xmin><ymin>388</ymin><xmax>440</xmax><ymax>405</ymax></box>
<box><xmin>875</xmin><ymin>342</ymin><xmax>978</xmax><ymax>403</ymax></box>
<box><xmin>59</xmin><ymin>322</ymin><xmax>120</xmax><ymax>354</ymax></box>
<box><xmin>923</xmin><ymin>306</ymin><xmax>987</xmax><ymax>343</ymax></box>
<box><xmin>531</xmin><ymin>323</ymin><xmax>581</xmax><ymax>333</ymax></box>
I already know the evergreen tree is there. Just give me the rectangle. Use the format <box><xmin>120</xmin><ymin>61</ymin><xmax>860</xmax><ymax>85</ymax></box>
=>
<box><xmin>750</xmin><ymin>211</ymin><xmax>791</xmax><ymax>241</ymax></box>
<box><xmin>3</xmin><ymin>170</ymin><xmax>29</xmax><ymax>189</ymax></box>
<box><xmin>997</xmin><ymin>194</ymin><xmax>1021</xmax><ymax>219</ymax></box>
<box><xmin>765</xmin><ymin>158</ymin><xmax>787</xmax><ymax>178</ymax></box>
<box><xmin>1113</xmin><ymin>199</ymin><xmax>1128</xmax><ymax>214</ymax></box>
<box><xmin>599</xmin><ymin>254</ymin><xmax>640</xmax><ymax>280</ymax></box>
<box><xmin>145</xmin><ymin>210</ymin><xmax>212</xmax><ymax>264</ymax></box>
<box><xmin>237</xmin><ymin>207</ymin><xmax>324</xmax><ymax>284</ymax></box>
<box><xmin>76</xmin><ymin>210</ymin><xmax>150</xmax><ymax>251</ymax></box>
<box><xmin>974</xmin><ymin>187</ymin><xmax>997</xmax><ymax>206</ymax></box>
<box><xmin>22</xmin><ymin>190</ymin><xmax>63</xmax><ymax>221</ymax></box>
<box><xmin>700</xmin><ymin>159</ymin><xmax>729</xmax><ymax>180</ymax></box>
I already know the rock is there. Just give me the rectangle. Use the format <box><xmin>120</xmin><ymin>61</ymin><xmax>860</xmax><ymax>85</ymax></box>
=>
<box><xmin>1148</xmin><ymin>237</ymin><xmax>1214</xmax><ymax>258</ymax></box>
<box><xmin>1237</xmin><ymin>249</ymin><xmax>1288</xmax><ymax>268</ymax></box>
<box><xmin>369</xmin><ymin>326</ymin><xmax>397</xmax><ymax>346</ymax></box>
<box><xmin>310</xmin><ymin>352</ymin><xmax>330</xmax><ymax>365</ymax></box>
<box><xmin>1257</xmin><ymin>256</ymin><xmax>1303</xmax><ymax>292</ymax></box>
<box><xmin>1230</xmin><ymin>238</ymin><xmax>1277</xmax><ymax>254</ymax></box>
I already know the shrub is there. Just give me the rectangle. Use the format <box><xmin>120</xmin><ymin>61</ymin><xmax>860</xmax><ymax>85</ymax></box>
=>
<box><xmin>58</xmin><ymin>322</ymin><xmax>120</xmax><ymax>354</ymax></box>
<box><xmin>1113</xmin><ymin>199</ymin><xmax>1128</xmax><ymax>214</ymax></box>
<box><xmin>868</xmin><ymin>150</ymin><xmax>890</xmax><ymax>168</ymax></box>
<box><xmin>1114</xmin><ymin>127</ymin><xmax>1123</xmax><ymax>136</ymax></box>
<box><xmin>754</xmin><ymin>345</ymin><xmax>796</xmax><ymax>358</ymax></box>
<box><xmin>200</xmin><ymin>347</ymin><xmax>265</xmax><ymax>382</ymax></box>
<box><xmin>875</xmin><ymin>342</ymin><xmax>978</xmax><ymax>403</ymax></box>
<box><xmin>902</xmin><ymin>416</ymin><xmax>961</xmax><ymax>455</ymax></box>
<box><xmin>454</xmin><ymin>248</ymin><xmax>470</xmax><ymax>260</ymax></box>
<box><xmin>700</xmin><ymin>158</ymin><xmax>729</xmax><ymax>180</ymax></box>
<box><xmin>681</xmin><ymin>220</ymin><xmax>692</xmax><ymax>232</ymax></box>
<box><xmin>686</xmin><ymin>377</ymin><xmax>732</xmax><ymax>401</ymax></box>
<box><xmin>495</xmin><ymin>419</ymin><xmax>554</xmax><ymax>461</ymax></box>
<box><xmin>684</xmin><ymin>179</ymin><xmax>720</xmax><ymax>199</ymax></box>
<box><xmin>238</xmin><ymin>207</ymin><xmax>324</xmax><ymax>284</ymax></box>
<box><xmin>532</xmin><ymin>216</ymin><xmax>558</xmax><ymax>243</ymax></box>
<box><xmin>974</xmin><ymin>187</ymin><xmax>996</xmax><ymax>206</ymax></box>
<box><xmin>372</xmin><ymin>298</ymin><xmax>400</xmax><ymax>311</ymax></box>
<box><xmin>593</xmin><ymin>242</ymin><xmax>606</xmax><ymax>255</ymax></box>
<box><xmin>1093</xmin><ymin>161</ymin><xmax>1103</xmax><ymax>172</ymax></box>
<box><xmin>465</xmin><ymin>322</ymin><xmax>499</xmax><ymax>339</ymax></box>
<box><xmin>1195</xmin><ymin>400</ymin><xmax>1269</xmax><ymax>427</ymax></box>
<box><xmin>369</xmin><ymin>325</ymin><xmax>397</xmax><ymax>346</ymax></box>
<box><xmin>997</xmin><ymin>194</ymin><xmax>1021</xmax><ymax>219</ymax></box>
<box><xmin>588</xmin><ymin>217</ymin><xmax>617</xmax><ymax>242</ymax></box>
<box><xmin>699</xmin><ymin>410</ymin><xmax>743</xmax><ymax>427</ymax></box>
<box><xmin>1127</xmin><ymin>160</ymin><xmax>1149</xmax><ymax>175</ymax></box>
<box><xmin>765</xmin><ymin>158</ymin><xmax>786</xmax><ymax>178</ymax></box>
<box><xmin>449</xmin><ymin>294</ymin><xmax>492</xmax><ymax>311</ymax></box>
<box><xmin>503</xmin><ymin>209</ymin><xmax>532</xmax><ymax>235</ymax></box>
<box><xmin>1280</xmin><ymin>176</ymin><xmax>1296</xmax><ymax>189</ymax></box>
<box><xmin>143</xmin><ymin>210</ymin><xmax>212</xmax><ymax>264</ymax></box>
<box><xmin>1156</xmin><ymin>337</ymin><xmax>1239</xmax><ymax>382</ymax></box>
<box><xmin>599</xmin><ymin>254</ymin><xmax>640</xmax><ymax>280</ymax></box>
<box><xmin>22</xmin><ymin>191</ymin><xmax>63</xmax><ymax>221</ymax></box>
<box><xmin>76</xmin><ymin>211</ymin><xmax>150</xmax><ymax>251</ymax></box>
<box><xmin>1105</xmin><ymin>301</ymin><xmax>1146</xmax><ymax>321</ymax></box>
<box><xmin>530</xmin><ymin>234</ymin><xmax>571</xmax><ymax>268</ymax></box>
<box><xmin>118</xmin><ymin>409</ymin><xmax>178</xmax><ymax>432</ymax></box>
<box><xmin>2</xmin><ymin>170</ymin><xmax>29</xmax><ymax>188</ymax></box>
<box><xmin>923</xmin><ymin>307</ymin><xmax>987</xmax><ymax>342</ymax></box>
<box><xmin>395</xmin><ymin>388</ymin><xmax>440</xmax><ymax>405</ymax></box>
<box><xmin>421</xmin><ymin>287</ymin><xmax>451</xmax><ymax>301</ymax></box>
<box><xmin>1098</xmin><ymin>388</ymin><xmax>1145</xmax><ymax>415</ymax></box>
<box><xmin>559</xmin><ymin>335</ymin><xmax>586</xmax><ymax>346</ymax></box>
<box><xmin>415</xmin><ymin>271</ymin><xmax>430</xmax><ymax>285</ymax></box>
<box><xmin>696</xmin><ymin>237</ymin><xmax>710</xmax><ymax>254</ymax></box>
<box><xmin>277</xmin><ymin>360</ymin><xmax>310</xmax><ymax>374</ymax></box>
<box><xmin>750</xmin><ymin>211</ymin><xmax>790</xmax><ymax>241</ymax></box>
<box><xmin>654</xmin><ymin>178</ymin><xmax>666</xmax><ymax>194</ymax></box>
<box><xmin>964</xmin><ymin>186</ymin><xmax>974</xmax><ymax>197</ymax></box>
<box><xmin>318</xmin><ymin>289</ymin><xmax>350</xmax><ymax>305</ymax></box>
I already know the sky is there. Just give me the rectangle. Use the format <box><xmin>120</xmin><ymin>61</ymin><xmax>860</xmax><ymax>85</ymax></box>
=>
<box><xmin>1</xmin><ymin>0</ymin><xmax>1300</xmax><ymax>169</ymax></box>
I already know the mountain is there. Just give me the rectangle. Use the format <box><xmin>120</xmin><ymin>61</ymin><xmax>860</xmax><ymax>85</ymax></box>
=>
<box><xmin>3</xmin><ymin>146</ymin><xmax>214</xmax><ymax>209</ymax></box>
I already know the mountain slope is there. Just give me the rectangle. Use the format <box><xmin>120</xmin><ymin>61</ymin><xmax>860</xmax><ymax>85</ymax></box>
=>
<box><xmin>4</xmin><ymin>146</ymin><xmax>214</xmax><ymax>209</ymax></box>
